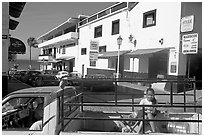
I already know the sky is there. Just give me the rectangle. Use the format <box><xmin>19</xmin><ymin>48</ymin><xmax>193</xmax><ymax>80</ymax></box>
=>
<box><xmin>9</xmin><ymin>1</ymin><xmax>116</xmax><ymax>60</ymax></box>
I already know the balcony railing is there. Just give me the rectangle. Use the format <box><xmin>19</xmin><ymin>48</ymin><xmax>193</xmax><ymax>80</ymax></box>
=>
<box><xmin>79</xmin><ymin>2</ymin><xmax>128</xmax><ymax>27</ymax></box>
<box><xmin>38</xmin><ymin>54</ymin><xmax>54</xmax><ymax>60</ymax></box>
<box><xmin>38</xmin><ymin>32</ymin><xmax>78</xmax><ymax>48</ymax></box>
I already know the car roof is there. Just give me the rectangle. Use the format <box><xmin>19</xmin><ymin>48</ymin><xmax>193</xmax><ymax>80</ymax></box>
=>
<box><xmin>6</xmin><ymin>86</ymin><xmax>60</xmax><ymax>96</ymax></box>
<box><xmin>16</xmin><ymin>70</ymin><xmax>27</xmax><ymax>72</ymax></box>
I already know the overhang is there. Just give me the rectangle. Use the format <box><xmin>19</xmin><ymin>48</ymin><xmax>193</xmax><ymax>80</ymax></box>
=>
<box><xmin>98</xmin><ymin>50</ymin><xmax>131</xmax><ymax>59</ymax></box>
<box><xmin>37</xmin><ymin>18</ymin><xmax>79</xmax><ymax>40</ymax></box>
<box><xmin>9</xmin><ymin>37</ymin><xmax>26</xmax><ymax>54</ymax></box>
<box><xmin>9</xmin><ymin>2</ymin><xmax>26</xmax><ymax>18</ymax></box>
<box><xmin>38</xmin><ymin>58</ymin><xmax>61</xmax><ymax>63</ymax></box>
<box><xmin>56</xmin><ymin>56</ymin><xmax>75</xmax><ymax>61</ymax></box>
<box><xmin>126</xmin><ymin>47</ymin><xmax>172</xmax><ymax>58</ymax></box>
<box><xmin>9</xmin><ymin>19</ymin><xmax>19</xmax><ymax>30</ymax></box>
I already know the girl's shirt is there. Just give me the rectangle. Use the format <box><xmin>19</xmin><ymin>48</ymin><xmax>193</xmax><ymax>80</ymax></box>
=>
<box><xmin>139</xmin><ymin>98</ymin><xmax>157</xmax><ymax>113</ymax></box>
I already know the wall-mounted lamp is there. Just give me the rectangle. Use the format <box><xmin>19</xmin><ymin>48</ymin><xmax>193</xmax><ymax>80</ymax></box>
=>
<box><xmin>159</xmin><ymin>38</ymin><xmax>164</xmax><ymax>45</ymax></box>
<box><xmin>129</xmin><ymin>34</ymin><xmax>137</xmax><ymax>47</ymax></box>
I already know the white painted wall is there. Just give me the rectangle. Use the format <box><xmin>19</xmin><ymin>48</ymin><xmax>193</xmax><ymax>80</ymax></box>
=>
<box><xmin>129</xmin><ymin>2</ymin><xmax>181</xmax><ymax>50</ymax></box>
<box><xmin>129</xmin><ymin>2</ymin><xmax>182</xmax><ymax>76</ymax></box>
<box><xmin>77</xmin><ymin>2</ymin><xmax>182</xmax><ymax>76</ymax></box>
<box><xmin>77</xmin><ymin>9</ymin><xmax>133</xmax><ymax>75</ymax></box>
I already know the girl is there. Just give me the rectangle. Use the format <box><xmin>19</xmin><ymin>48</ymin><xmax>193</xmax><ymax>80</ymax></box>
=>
<box><xmin>138</xmin><ymin>88</ymin><xmax>158</xmax><ymax>132</ymax></box>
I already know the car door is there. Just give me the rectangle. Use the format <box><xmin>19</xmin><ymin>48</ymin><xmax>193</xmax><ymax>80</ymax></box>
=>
<box><xmin>2</xmin><ymin>95</ymin><xmax>45</xmax><ymax>135</ymax></box>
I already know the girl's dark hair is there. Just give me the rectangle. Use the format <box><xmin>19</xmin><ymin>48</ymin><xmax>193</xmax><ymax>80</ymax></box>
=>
<box><xmin>146</xmin><ymin>88</ymin><xmax>155</xmax><ymax>95</ymax></box>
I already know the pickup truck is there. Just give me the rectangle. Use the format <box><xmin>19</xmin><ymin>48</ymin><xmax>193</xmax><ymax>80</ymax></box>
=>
<box><xmin>2</xmin><ymin>86</ymin><xmax>202</xmax><ymax>135</ymax></box>
<box><xmin>2</xmin><ymin>86</ymin><xmax>80</xmax><ymax>135</ymax></box>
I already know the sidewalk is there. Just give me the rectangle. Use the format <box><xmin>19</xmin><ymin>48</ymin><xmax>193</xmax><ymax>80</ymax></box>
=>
<box><xmin>118</xmin><ymin>82</ymin><xmax>202</xmax><ymax>104</ymax></box>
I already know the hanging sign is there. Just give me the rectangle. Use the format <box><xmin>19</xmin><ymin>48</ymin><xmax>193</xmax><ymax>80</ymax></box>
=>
<box><xmin>181</xmin><ymin>15</ymin><xmax>194</xmax><ymax>32</ymax></box>
<box><xmin>182</xmin><ymin>33</ymin><xmax>198</xmax><ymax>54</ymax></box>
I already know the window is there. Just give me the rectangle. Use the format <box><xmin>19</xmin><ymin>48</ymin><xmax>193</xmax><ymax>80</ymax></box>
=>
<box><xmin>112</xmin><ymin>19</ymin><xmax>120</xmax><ymax>35</ymax></box>
<box><xmin>143</xmin><ymin>9</ymin><xmax>156</xmax><ymax>28</ymax></box>
<box><xmin>62</xmin><ymin>45</ymin><xmax>66</xmax><ymax>54</ymax></box>
<box><xmin>108</xmin><ymin>58</ymin><xmax>116</xmax><ymax>69</ymax></box>
<box><xmin>90</xmin><ymin>61</ymin><xmax>96</xmax><ymax>67</ymax></box>
<box><xmin>94</xmin><ymin>25</ymin><xmax>102</xmax><ymax>38</ymax></box>
<box><xmin>99</xmin><ymin>46</ymin><xmax>106</xmax><ymax>53</ymax></box>
<box><xmin>81</xmin><ymin>48</ymin><xmax>87</xmax><ymax>55</ymax></box>
<box><xmin>124</xmin><ymin>58</ymin><xmax>130</xmax><ymax>70</ymax></box>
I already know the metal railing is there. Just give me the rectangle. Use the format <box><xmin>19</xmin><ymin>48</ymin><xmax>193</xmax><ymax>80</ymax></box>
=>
<box><xmin>60</xmin><ymin>78</ymin><xmax>202</xmax><ymax>134</ymax></box>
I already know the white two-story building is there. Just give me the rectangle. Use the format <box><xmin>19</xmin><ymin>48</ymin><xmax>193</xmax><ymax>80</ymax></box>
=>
<box><xmin>37</xmin><ymin>15</ymin><xmax>87</xmax><ymax>72</ymax></box>
<box><xmin>76</xmin><ymin>2</ymin><xmax>202</xmax><ymax>91</ymax></box>
<box><xmin>37</xmin><ymin>2</ymin><xmax>202</xmax><ymax>91</ymax></box>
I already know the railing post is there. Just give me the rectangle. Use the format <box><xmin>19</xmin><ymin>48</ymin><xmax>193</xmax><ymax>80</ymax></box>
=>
<box><xmin>80</xmin><ymin>95</ymin><xmax>83</xmax><ymax>112</ymax></box>
<box><xmin>183</xmin><ymin>80</ymin><xmax>186</xmax><ymax>112</ymax></box>
<box><xmin>132</xmin><ymin>95</ymin><xmax>134</xmax><ymax>112</ymax></box>
<box><xmin>142</xmin><ymin>106</ymin><xmax>145</xmax><ymax>134</ymax></box>
<box><xmin>114</xmin><ymin>80</ymin><xmax>118</xmax><ymax>105</ymax></box>
<box><xmin>170</xmin><ymin>82</ymin><xmax>173</xmax><ymax>106</ymax></box>
<box><xmin>61</xmin><ymin>89</ymin><xmax>64</xmax><ymax>131</ymax></box>
<box><xmin>193</xmin><ymin>76</ymin><xmax>196</xmax><ymax>112</ymax></box>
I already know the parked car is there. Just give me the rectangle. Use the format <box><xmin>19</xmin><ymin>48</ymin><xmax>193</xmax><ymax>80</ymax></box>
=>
<box><xmin>44</xmin><ymin>70</ymin><xmax>59</xmax><ymax>75</ymax></box>
<box><xmin>12</xmin><ymin>70</ymin><xmax>27</xmax><ymax>81</ymax></box>
<box><xmin>59</xmin><ymin>71</ymin><xmax>82</xmax><ymax>86</ymax></box>
<box><xmin>32</xmin><ymin>74</ymin><xmax>60</xmax><ymax>87</ymax></box>
<box><xmin>21</xmin><ymin>70</ymin><xmax>42</xmax><ymax>84</ymax></box>
<box><xmin>69</xmin><ymin>71</ymin><xmax>82</xmax><ymax>78</ymax></box>
<box><xmin>8</xmin><ymin>70</ymin><xmax>16</xmax><ymax>79</ymax></box>
<box><xmin>56</xmin><ymin>71</ymin><xmax>69</xmax><ymax>79</ymax></box>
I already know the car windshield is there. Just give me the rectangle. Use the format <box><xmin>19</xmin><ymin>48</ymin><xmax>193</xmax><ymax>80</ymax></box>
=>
<box><xmin>2</xmin><ymin>97</ymin><xmax>31</xmax><ymax>113</ymax></box>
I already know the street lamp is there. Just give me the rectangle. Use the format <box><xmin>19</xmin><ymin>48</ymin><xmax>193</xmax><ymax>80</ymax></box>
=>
<box><xmin>116</xmin><ymin>35</ymin><xmax>123</xmax><ymax>78</ymax></box>
<box><xmin>129</xmin><ymin>34</ymin><xmax>137</xmax><ymax>79</ymax></box>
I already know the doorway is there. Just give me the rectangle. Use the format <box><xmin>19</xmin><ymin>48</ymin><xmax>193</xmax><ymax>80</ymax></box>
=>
<box><xmin>148</xmin><ymin>53</ymin><xmax>168</xmax><ymax>79</ymax></box>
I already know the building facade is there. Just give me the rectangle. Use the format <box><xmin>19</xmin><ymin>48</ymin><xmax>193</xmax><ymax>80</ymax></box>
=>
<box><xmin>37</xmin><ymin>16</ymin><xmax>87</xmax><ymax>72</ymax></box>
<box><xmin>37</xmin><ymin>2</ymin><xmax>202</xmax><ymax>90</ymax></box>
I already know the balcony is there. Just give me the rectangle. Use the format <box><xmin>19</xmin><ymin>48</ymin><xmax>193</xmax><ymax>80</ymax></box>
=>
<box><xmin>38</xmin><ymin>32</ymin><xmax>78</xmax><ymax>48</ymax></box>
<box><xmin>38</xmin><ymin>54</ymin><xmax>53</xmax><ymax>61</ymax></box>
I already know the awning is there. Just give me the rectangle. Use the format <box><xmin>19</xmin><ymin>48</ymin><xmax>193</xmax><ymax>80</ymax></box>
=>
<box><xmin>9</xmin><ymin>37</ymin><xmax>26</xmax><ymax>54</ymax></box>
<box><xmin>126</xmin><ymin>47</ymin><xmax>172</xmax><ymax>58</ymax></box>
<box><xmin>98</xmin><ymin>50</ymin><xmax>131</xmax><ymax>59</ymax></box>
<box><xmin>9</xmin><ymin>19</ymin><xmax>19</xmax><ymax>30</ymax></box>
<box><xmin>56</xmin><ymin>56</ymin><xmax>75</xmax><ymax>61</ymax></box>
<box><xmin>38</xmin><ymin>58</ymin><xmax>61</xmax><ymax>63</ymax></box>
<box><xmin>9</xmin><ymin>2</ymin><xmax>26</xmax><ymax>18</ymax></box>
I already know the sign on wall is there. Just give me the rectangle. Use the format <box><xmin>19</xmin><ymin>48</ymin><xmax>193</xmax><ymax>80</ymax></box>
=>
<box><xmin>89</xmin><ymin>51</ymin><xmax>98</xmax><ymax>61</ymax></box>
<box><xmin>169</xmin><ymin>49</ymin><xmax>178</xmax><ymax>74</ymax></box>
<box><xmin>90</xmin><ymin>41</ymin><xmax>99</xmax><ymax>51</ymax></box>
<box><xmin>182</xmin><ymin>33</ymin><xmax>198</xmax><ymax>54</ymax></box>
<box><xmin>90</xmin><ymin>40</ymin><xmax>99</xmax><ymax>61</ymax></box>
<box><xmin>181</xmin><ymin>15</ymin><xmax>194</xmax><ymax>32</ymax></box>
